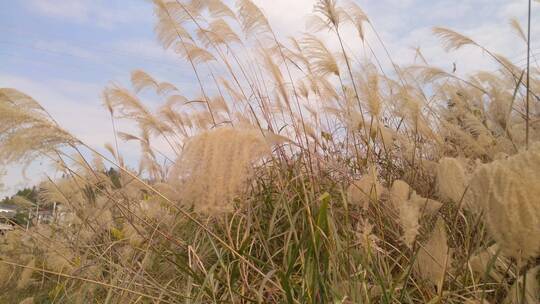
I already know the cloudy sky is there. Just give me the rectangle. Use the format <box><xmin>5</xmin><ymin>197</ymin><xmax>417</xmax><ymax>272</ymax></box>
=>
<box><xmin>1</xmin><ymin>0</ymin><xmax>539</xmax><ymax>196</ymax></box>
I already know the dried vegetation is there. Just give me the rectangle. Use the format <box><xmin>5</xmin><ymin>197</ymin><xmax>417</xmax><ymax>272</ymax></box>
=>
<box><xmin>0</xmin><ymin>0</ymin><xmax>539</xmax><ymax>303</ymax></box>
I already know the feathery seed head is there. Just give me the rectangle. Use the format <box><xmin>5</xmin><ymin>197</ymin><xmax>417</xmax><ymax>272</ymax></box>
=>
<box><xmin>414</xmin><ymin>218</ymin><xmax>451</xmax><ymax>288</ymax></box>
<box><xmin>433</xmin><ymin>27</ymin><xmax>477</xmax><ymax>51</ymax></box>
<box><xmin>437</xmin><ymin>157</ymin><xmax>468</xmax><ymax>203</ymax></box>
<box><xmin>467</xmin><ymin>144</ymin><xmax>540</xmax><ymax>259</ymax></box>
<box><xmin>236</xmin><ymin>0</ymin><xmax>271</xmax><ymax>36</ymax></box>
<box><xmin>168</xmin><ymin>127</ymin><xmax>276</xmax><ymax>215</ymax></box>
<box><xmin>347</xmin><ymin>167</ymin><xmax>383</xmax><ymax>210</ymax></box>
<box><xmin>16</xmin><ymin>258</ymin><xmax>35</xmax><ymax>289</ymax></box>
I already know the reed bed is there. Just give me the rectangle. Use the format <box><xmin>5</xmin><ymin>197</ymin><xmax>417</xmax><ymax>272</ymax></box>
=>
<box><xmin>0</xmin><ymin>0</ymin><xmax>539</xmax><ymax>303</ymax></box>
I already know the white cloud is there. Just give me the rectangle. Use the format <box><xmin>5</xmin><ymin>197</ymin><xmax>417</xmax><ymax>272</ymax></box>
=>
<box><xmin>262</xmin><ymin>0</ymin><xmax>537</xmax><ymax>78</ymax></box>
<box><xmin>253</xmin><ymin>0</ymin><xmax>314</xmax><ymax>36</ymax></box>
<box><xmin>114</xmin><ymin>40</ymin><xmax>172</xmax><ymax>60</ymax></box>
<box><xmin>111</xmin><ymin>39</ymin><xmax>183</xmax><ymax>69</ymax></box>
<box><xmin>33</xmin><ymin>40</ymin><xmax>102</xmax><ymax>61</ymax></box>
<box><xmin>29</xmin><ymin>0</ymin><xmax>88</xmax><ymax>21</ymax></box>
<box><xmin>26</xmin><ymin>0</ymin><xmax>150</xmax><ymax>28</ymax></box>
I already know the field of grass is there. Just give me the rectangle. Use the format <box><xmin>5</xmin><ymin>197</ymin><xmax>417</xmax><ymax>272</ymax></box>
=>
<box><xmin>0</xmin><ymin>0</ymin><xmax>539</xmax><ymax>303</ymax></box>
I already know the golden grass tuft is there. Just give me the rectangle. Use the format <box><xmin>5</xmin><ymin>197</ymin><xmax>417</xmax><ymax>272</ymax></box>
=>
<box><xmin>414</xmin><ymin>218</ymin><xmax>452</xmax><ymax>289</ymax></box>
<box><xmin>0</xmin><ymin>0</ymin><xmax>539</xmax><ymax>303</ymax></box>
<box><xmin>467</xmin><ymin>144</ymin><xmax>540</xmax><ymax>259</ymax></box>
<box><xmin>168</xmin><ymin>127</ymin><xmax>275</xmax><ymax>214</ymax></box>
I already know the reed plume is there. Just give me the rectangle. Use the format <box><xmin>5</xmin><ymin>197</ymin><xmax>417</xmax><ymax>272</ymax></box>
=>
<box><xmin>168</xmin><ymin>127</ymin><xmax>279</xmax><ymax>214</ymax></box>
<box><xmin>414</xmin><ymin>218</ymin><xmax>451</xmax><ymax>288</ymax></box>
<box><xmin>433</xmin><ymin>27</ymin><xmax>477</xmax><ymax>51</ymax></box>
<box><xmin>347</xmin><ymin>167</ymin><xmax>383</xmax><ymax>210</ymax></box>
<box><xmin>391</xmin><ymin>180</ymin><xmax>442</xmax><ymax>247</ymax></box>
<box><xmin>0</xmin><ymin>88</ymin><xmax>76</xmax><ymax>165</ymax></box>
<box><xmin>236</xmin><ymin>0</ymin><xmax>271</xmax><ymax>36</ymax></box>
<box><xmin>436</xmin><ymin>157</ymin><xmax>467</xmax><ymax>203</ymax></box>
<box><xmin>467</xmin><ymin>144</ymin><xmax>540</xmax><ymax>259</ymax></box>
<box><xmin>16</xmin><ymin>259</ymin><xmax>35</xmax><ymax>290</ymax></box>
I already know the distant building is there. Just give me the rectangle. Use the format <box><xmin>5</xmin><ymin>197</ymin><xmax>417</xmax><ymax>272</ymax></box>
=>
<box><xmin>0</xmin><ymin>202</ymin><xmax>64</xmax><ymax>233</ymax></box>
<box><xmin>0</xmin><ymin>204</ymin><xmax>16</xmax><ymax>219</ymax></box>
<box><xmin>0</xmin><ymin>204</ymin><xmax>16</xmax><ymax>234</ymax></box>
<box><xmin>35</xmin><ymin>209</ymin><xmax>54</xmax><ymax>224</ymax></box>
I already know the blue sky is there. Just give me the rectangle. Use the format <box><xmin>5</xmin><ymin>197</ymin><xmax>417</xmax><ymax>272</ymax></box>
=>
<box><xmin>1</xmin><ymin>0</ymin><xmax>539</xmax><ymax>196</ymax></box>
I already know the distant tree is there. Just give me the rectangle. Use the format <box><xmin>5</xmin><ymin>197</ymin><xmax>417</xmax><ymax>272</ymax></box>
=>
<box><xmin>13</xmin><ymin>210</ymin><xmax>30</xmax><ymax>227</ymax></box>
<box><xmin>0</xmin><ymin>168</ymin><xmax>5</xmax><ymax>193</ymax></box>
<box><xmin>0</xmin><ymin>186</ymin><xmax>39</xmax><ymax>228</ymax></box>
<box><xmin>0</xmin><ymin>186</ymin><xmax>38</xmax><ymax>206</ymax></box>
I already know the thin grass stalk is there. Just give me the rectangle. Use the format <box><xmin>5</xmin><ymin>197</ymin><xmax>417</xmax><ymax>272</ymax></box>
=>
<box><xmin>160</xmin><ymin>4</ymin><xmax>217</xmax><ymax>126</ymax></box>
<box><xmin>525</xmin><ymin>0</ymin><xmax>532</xmax><ymax>149</ymax></box>
<box><xmin>171</xmin><ymin>0</ymin><xmax>270</xmax><ymax>133</ymax></box>
<box><xmin>48</xmin><ymin>152</ymin><xmax>248</xmax><ymax>300</ymax></box>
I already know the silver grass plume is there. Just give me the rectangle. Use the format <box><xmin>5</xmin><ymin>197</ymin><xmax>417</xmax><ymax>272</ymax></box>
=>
<box><xmin>436</xmin><ymin>157</ymin><xmax>468</xmax><ymax>203</ymax></box>
<box><xmin>16</xmin><ymin>258</ymin><xmax>35</xmax><ymax>289</ymax></box>
<box><xmin>347</xmin><ymin>167</ymin><xmax>383</xmax><ymax>210</ymax></box>
<box><xmin>432</xmin><ymin>27</ymin><xmax>478</xmax><ymax>51</ymax></box>
<box><xmin>414</xmin><ymin>218</ymin><xmax>452</xmax><ymax>289</ymax></box>
<box><xmin>391</xmin><ymin>180</ymin><xmax>442</xmax><ymax>248</ymax></box>
<box><xmin>467</xmin><ymin>143</ymin><xmax>540</xmax><ymax>259</ymax></box>
<box><xmin>468</xmin><ymin>244</ymin><xmax>511</xmax><ymax>283</ymax></box>
<box><xmin>207</xmin><ymin>0</ymin><xmax>236</xmax><ymax>20</ymax></box>
<box><xmin>0</xmin><ymin>88</ymin><xmax>76</xmax><ymax>165</ymax></box>
<box><xmin>236</xmin><ymin>0</ymin><xmax>271</xmax><ymax>36</ymax></box>
<box><xmin>168</xmin><ymin>127</ymin><xmax>283</xmax><ymax>215</ymax></box>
